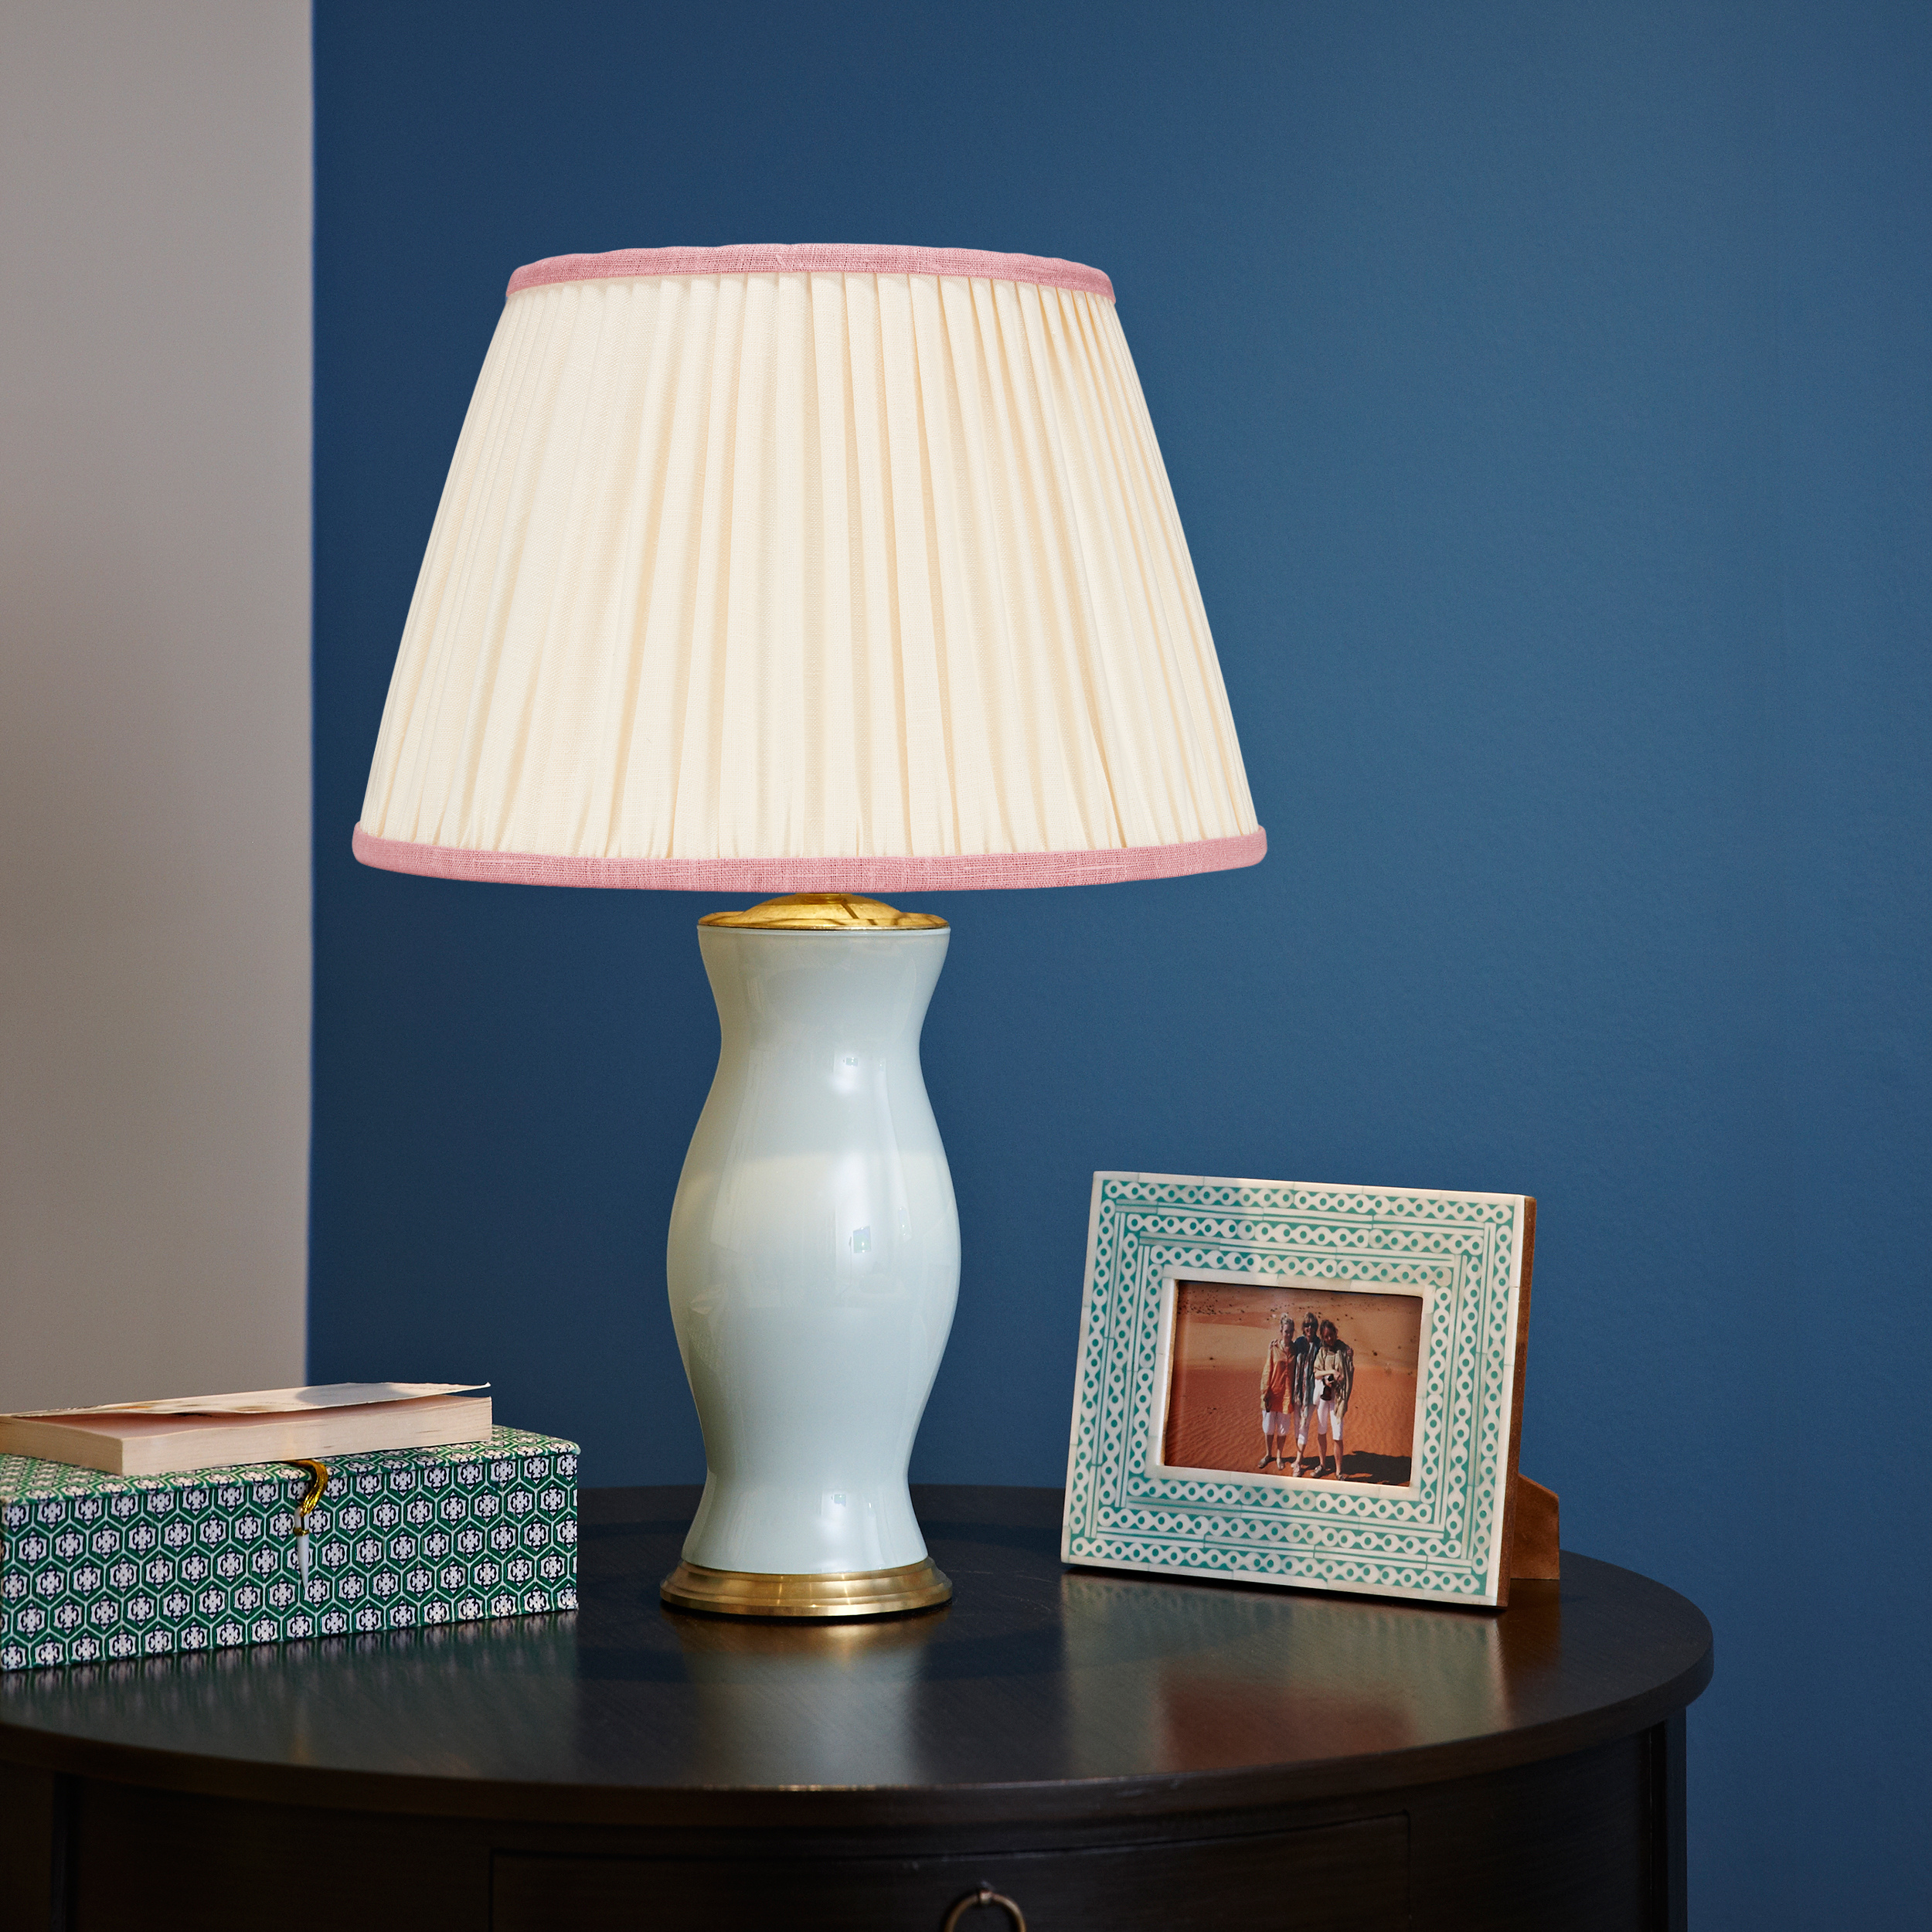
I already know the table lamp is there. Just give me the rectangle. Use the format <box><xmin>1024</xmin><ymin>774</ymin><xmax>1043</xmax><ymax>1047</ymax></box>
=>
<box><xmin>355</xmin><ymin>243</ymin><xmax>1264</xmax><ymax>1617</ymax></box>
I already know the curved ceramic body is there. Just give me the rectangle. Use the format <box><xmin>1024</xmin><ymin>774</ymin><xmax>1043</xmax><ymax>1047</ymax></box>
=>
<box><xmin>668</xmin><ymin>926</ymin><xmax>958</xmax><ymax>1576</ymax></box>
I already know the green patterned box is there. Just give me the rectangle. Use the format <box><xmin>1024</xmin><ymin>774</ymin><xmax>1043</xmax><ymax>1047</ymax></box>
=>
<box><xmin>0</xmin><ymin>1424</ymin><xmax>577</xmax><ymax>1672</ymax></box>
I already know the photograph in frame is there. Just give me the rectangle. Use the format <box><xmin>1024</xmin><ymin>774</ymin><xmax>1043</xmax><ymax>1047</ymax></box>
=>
<box><xmin>1062</xmin><ymin>1173</ymin><xmax>1536</xmax><ymax>1609</ymax></box>
<box><xmin>1162</xmin><ymin>1274</ymin><xmax>1427</xmax><ymax>1488</ymax></box>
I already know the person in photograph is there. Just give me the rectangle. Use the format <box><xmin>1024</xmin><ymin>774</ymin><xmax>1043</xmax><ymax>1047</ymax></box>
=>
<box><xmin>1288</xmin><ymin>1309</ymin><xmax>1320</xmax><ymax>1476</ymax></box>
<box><xmin>1303</xmin><ymin>1317</ymin><xmax>1355</xmax><ymax>1478</ymax></box>
<box><xmin>1257</xmin><ymin>1311</ymin><xmax>1297</xmax><ymax>1468</ymax></box>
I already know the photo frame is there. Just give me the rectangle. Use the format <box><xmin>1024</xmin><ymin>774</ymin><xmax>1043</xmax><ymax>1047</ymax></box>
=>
<box><xmin>1061</xmin><ymin>1172</ymin><xmax>1537</xmax><ymax>1609</ymax></box>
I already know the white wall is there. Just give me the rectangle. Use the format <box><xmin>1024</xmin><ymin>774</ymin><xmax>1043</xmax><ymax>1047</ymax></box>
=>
<box><xmin>0</xmin><ymin>2</ymin><xmax>311</xmax><ymax>1406</ymax></box>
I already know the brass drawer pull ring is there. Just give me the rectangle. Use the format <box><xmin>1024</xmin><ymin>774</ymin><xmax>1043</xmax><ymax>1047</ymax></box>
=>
<box><xmin>941</xmin><ymin>1885</ymin><xmax>1027</xmax><ymax>1931</ymax></box>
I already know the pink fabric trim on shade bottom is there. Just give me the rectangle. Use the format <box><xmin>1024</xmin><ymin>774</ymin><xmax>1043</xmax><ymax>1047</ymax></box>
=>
<box><xmin>352</xmin><ymin>825</ymin><xmax>1264</xmax><ymax>893</ymax></box>
<box><xmin>506</xmin><ymin>244</ymin><xmax>1114</xmax><ymax>303</ymax></box>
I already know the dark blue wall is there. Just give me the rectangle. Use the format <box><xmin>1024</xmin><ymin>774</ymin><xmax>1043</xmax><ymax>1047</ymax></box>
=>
<box><xmin>312</xmin><ymin>5</ymin><xmax>1929</xmax><ymax>1921</ymax></box>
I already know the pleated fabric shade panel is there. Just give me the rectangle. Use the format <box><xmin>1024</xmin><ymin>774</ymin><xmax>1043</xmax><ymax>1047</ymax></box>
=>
<box><xmin>354</xmin><ymin>243</ymin><xmax>1264</xmax><ymax>891</ymax></box>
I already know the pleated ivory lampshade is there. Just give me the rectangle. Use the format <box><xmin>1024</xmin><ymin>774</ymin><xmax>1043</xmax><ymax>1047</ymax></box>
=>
<box><xmin>354</xmin><ymin>243</ymin><xmax>1264</xmax><ymax>891</ymax></box>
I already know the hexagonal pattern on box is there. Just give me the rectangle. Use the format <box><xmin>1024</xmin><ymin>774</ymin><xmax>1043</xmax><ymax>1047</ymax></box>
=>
<box><xmin>1</xmin><ymin>1427</ymin><xmax>577</xmax><ymax>1670</ymax></box>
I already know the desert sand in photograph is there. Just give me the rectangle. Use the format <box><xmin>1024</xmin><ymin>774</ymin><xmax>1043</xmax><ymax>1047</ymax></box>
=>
<box><xmin>1161</xmin><ymin>1279</ymin><xmax>1423</xmax><ymax>1485</ymax></box>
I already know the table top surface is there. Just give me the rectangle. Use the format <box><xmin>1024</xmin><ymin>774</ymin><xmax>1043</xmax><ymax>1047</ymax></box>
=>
<box><xmin>0</xmin><ymin>1484</ymin><xmax>1712</xmax><ymax>1831</ymax></box>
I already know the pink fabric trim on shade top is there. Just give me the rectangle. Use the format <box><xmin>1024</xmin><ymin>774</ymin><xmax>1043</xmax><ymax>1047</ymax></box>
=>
<box><xmin>506</xmin><ymin>244</ymin><xmax>1114</xmax><ymax>302</ymax></box>
<box><xmin>352</xmin><ymin>824</ymin><xmax>1263</xmax><ymax>893</ymax></box>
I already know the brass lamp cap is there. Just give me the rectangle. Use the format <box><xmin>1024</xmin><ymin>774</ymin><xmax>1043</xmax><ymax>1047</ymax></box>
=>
<box><xmin>699</xmin><ymin>893</ymin><xmax>946</xmax><ymax>931</ymax></box>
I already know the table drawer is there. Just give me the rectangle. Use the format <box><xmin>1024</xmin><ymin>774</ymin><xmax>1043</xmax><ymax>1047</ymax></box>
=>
<box><xmin>492</xmin><ymin>1815</ymin><xmax>1409</xmax><ymax>1930</ymax></box>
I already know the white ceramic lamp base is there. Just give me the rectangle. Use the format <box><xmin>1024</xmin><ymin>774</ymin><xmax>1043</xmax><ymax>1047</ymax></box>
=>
<box><xmin>662</xmin><ymin>897</ymin><xmax>958</xmax><ymax>1617</ymax></box>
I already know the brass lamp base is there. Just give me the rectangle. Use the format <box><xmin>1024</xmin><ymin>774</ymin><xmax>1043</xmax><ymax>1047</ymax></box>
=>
<box><xmin>660</xmin><ymin>1556</ymin><xmax>953</xmax><ymax>1620</ymax></box>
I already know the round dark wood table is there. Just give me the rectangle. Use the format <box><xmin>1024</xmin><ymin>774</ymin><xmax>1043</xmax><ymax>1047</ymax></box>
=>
<box><xmin>0</xmin><ymin>1484</ymin><xmax>1709</xmax><ymax>1931</ymax></box>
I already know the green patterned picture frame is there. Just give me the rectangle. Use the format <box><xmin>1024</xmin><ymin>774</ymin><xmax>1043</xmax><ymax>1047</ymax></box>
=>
<box><xmin>1061</xmin><ymin>1173</ymin><xmax>1536</xmax><ymax>1609</ymax></box>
